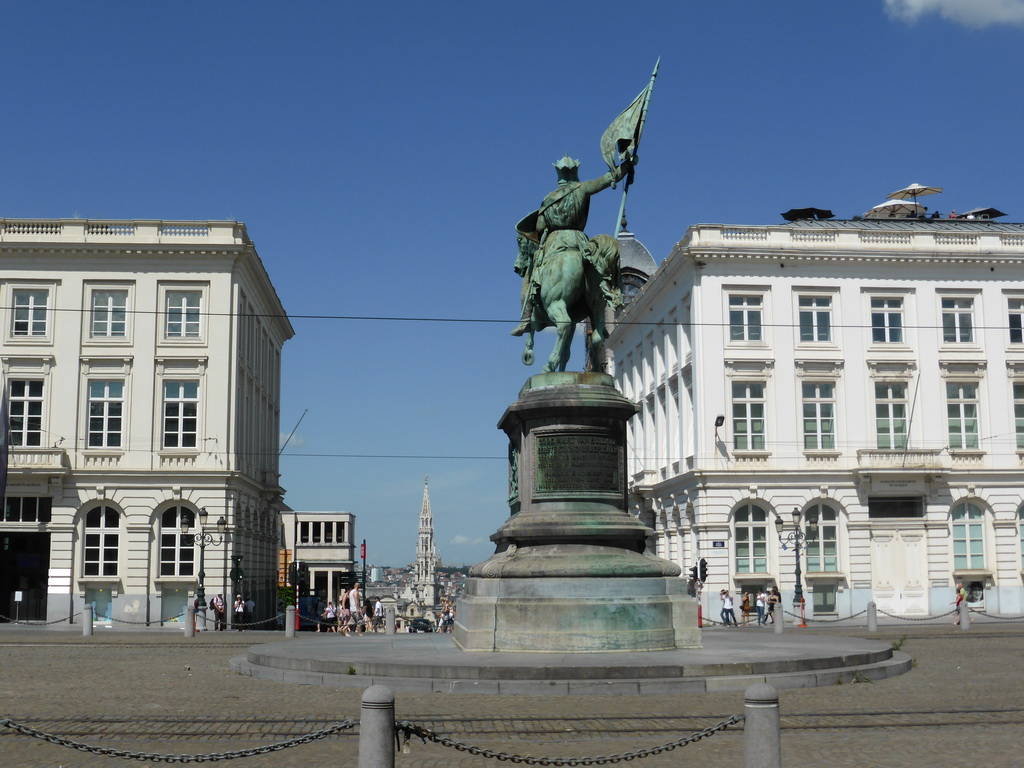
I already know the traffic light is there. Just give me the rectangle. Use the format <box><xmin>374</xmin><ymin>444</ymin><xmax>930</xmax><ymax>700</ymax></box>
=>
<box><xmin>689</xmin><ymin>565</ymin><xmax>698</xmax><ymax>583</ymax></box>
<box><xmin>295</xmin><ymin>561</ymin><xmax>309</xmax><ymax>590</ymax></box>
<box><xmin>698</xmin><ymin>557</ymin><xmax>708</xmax><ymax>583</ymax></box>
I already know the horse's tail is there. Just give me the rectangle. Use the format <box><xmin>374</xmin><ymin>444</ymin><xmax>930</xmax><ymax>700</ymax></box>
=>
<box><xmin>522</xmin><ymin>329</ymin><xmax>535</xmax><ymax>366</ymax></box>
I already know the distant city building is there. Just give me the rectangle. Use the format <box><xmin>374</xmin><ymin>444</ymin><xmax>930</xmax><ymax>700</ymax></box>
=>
<box><xmin>0</xmin><ymin>218</ymin><xmax>293</xmax><ymax>625</ymax></box>
<box><xmin>405</xmin><ymin>477</ymin><xmax>438</xmax><ymax>607</ymax></box>
<box><xmin>607</xmin><ymin>217</ymin><xmax>1024</xmax><ymax>617</ymax></box>
<box><xmin>280</xmin><ymin>510</ymin><xmax>356</xmax><ymax>601</ymax></box>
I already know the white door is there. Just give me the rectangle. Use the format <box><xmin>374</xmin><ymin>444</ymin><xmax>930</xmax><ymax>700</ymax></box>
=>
<box><xmin>870</xmin><ymin>528</ymin><xmax>928</xmax><ymax>614</ymax></box>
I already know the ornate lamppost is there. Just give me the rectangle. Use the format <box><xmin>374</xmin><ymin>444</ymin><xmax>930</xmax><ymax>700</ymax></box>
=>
<box><xmin>774</xmin><ymin>507</ymin><xmax>818</xmax><ymax>627</ymax></box>
<box><xmin>182</xmin><ymin>508</ymin><xmax>226</xmax><ymax>631</ymax></box>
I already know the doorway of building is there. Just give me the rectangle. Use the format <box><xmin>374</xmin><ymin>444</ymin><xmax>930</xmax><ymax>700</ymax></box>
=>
<box><xmin>870</xmin><ymin>527</ymin><xmax>928</xmax><ymax>614</ymax></box>
<box><xmin>1</xmin><ymin>532</ymin><xmax>51</xmax><ymax>622</ymax></box>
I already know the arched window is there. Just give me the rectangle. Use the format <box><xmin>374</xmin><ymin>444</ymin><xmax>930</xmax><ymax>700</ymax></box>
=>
<box><xmin>804</xmin><ymin>503</ymin><xmax>839</xmax><ymax>572</ymax></box>
<box><xmin>621</xmin><ymin>273</ymin><xmax>646</xmax><ymax>306</ymax></box>
<box><xmin>84</xmin><ymin>506</ymin><xmax>120</xmax><ymax>576</ymax></box>
<box><xmin>952</xmin><ymin>502</ymin><xmax>985</xmax><ymax>570</ymax></box>
<box><xmin>735</xmin><ymin>504</ymin><xmax>768</xmax><ymax>573</ymax></box>
<box><xmin>160</xmin><ymin>507</ymin><xmax>196</xmax><ymax>577</ymax></box>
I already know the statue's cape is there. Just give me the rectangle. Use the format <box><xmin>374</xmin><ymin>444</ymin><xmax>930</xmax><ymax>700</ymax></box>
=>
<box><xmin>517</xmin><ymin>184</ymin><xmax>581</xmax><ymax>243</ymax></box>
<box><xmin>516</xmin><ymin>210</ymin><xmax>540</xmax><ymax>243</ymax></box>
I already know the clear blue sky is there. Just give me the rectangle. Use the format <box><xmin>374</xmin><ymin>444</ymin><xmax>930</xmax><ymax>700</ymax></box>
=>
<box><xmin>4</xmin><ymin>1</ymin><xmax>1024</xmax><ymax>566</ymax></box>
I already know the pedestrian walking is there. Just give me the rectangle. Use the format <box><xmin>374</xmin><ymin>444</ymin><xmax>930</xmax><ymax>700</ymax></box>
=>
<box><xmin>233</xmin><ymin>595</ymin><xmax>245</xmax><ymax>630</ymax></box>
<box><xmin>372</xmin><ymin>597</ymin><xmax>384</xmax><ymax>632</ymax></box>
<box><xmin>719</xmin><ymin>589</ymin><xmax>737</xmax><ymax>626</ymax></box>
<box><xmin>212</xmin><ymin>594</ymin><xmax>226</xmax><ymax>630</ymax></box>
<box><xmin>766</xmin><ymin>587</ymin><xmax>780</xmax><ymax>624</ymax></box>
<box><xmin>741</xmin><ymin>592</ymin><xmax>751</xmax><ymax>626</ymax></box>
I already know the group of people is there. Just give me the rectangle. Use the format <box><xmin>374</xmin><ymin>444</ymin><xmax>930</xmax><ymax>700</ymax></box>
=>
<box><xmin>195</xmin><ymin>593</ymin><xmax>254</xmax><ymax>631</ymax></box>
<box><xmin>719</xmin><ymin>587</ymin><xmax>782</xmax><ymax>626</ymax></box>
<box><xmin>315</xmin><ymin>586</ymin><xmax>385</xmax><ymax>635</ymax></box>
<box><xmin>436</xmin><ymin>601</ymin><xmax>455</xmax><ymax>633</ymax></box>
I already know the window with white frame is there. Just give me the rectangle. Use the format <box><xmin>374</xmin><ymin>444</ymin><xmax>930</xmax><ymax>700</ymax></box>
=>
<box><xmin>802</xmin><ymin>382</ymin><xmax>835</xmax><ymax>450</ymax></box>
<box><xmin>299</xmin><ymin>520</ymin><xmax>344</xmax><ymax>544</ymax></box>
<box><xmin>84</xmin><ymin>506</ymin><xmax>120</xmax><ymax>577</ymax></box>
<box><xmin>804</xmin><ymin>503</ymin><xmax>839</xmax><ymax>572</ymax></box>
<box><xmin>798</xmin><ymin>296</ymin><xmax>831</xmax><ymax>342</ymax></box>
<box><xmin>732</xmin><ymin>381</ymin><xmax>766</xmax><ymax>450</ymax></box>
<box><xmin>946</xmin><ymin>382</ymin><xmax>979</xmax><ymax>450</ymax></box>
<box><xmin>1014</xmin><ymin>383</ymin><xmax>1024</xmax><ymax>450</ymax></box>
<box><xmin>870</xmin><ymin>297</ymin><xmax>903</xmax><ymax>343</ymax></box>
<box><xmin>1009</xmin><ymin>298</ymin><xmax>1024</xmax><ymax>344</ymax></box>
<box><xmin>9</xmin><ymin>380</ymin><xmax>43</xmax><ymax>447</ymax></box>
<box><xmin>951</xmin><ymin>502</ymin><xmax>985</xmax><ymax>570</ymax></box>
<box><xmin>728</xmin><ymin>295</ymin><xmax>762</xmax><ymax>342</ymax></box>
<box><xmin>159</xmin><ymin>507</ymin><xmax>196</xmax><ymax>577</ymax></box>
<box><xmin>1019</xmin><ymin>505</ymin><xmax>1024</xmax><ymax>570</ymax></box>
<box><xmin>875</xmin><ymin>382</ymin><xmax>908</xmax><ymax>449</ymax></box>
<box><xmin>735</xmin><ymin>504</ymin><xmax>768</xmax><ymax>573</ymax></box>
<box><xmin>165</xmin><ymin>290</ymin><xmax>202</xmax><ymax>339</ymax></box>
<box><xmin>941</xmin><ymin>297</ymin><xmax>974</xmax><ymax>343</ymax></box>
<box><xmin>87</xmin><ymin>380</ymin><xmax>124</xmax><ymax>448</ymax></box>
<box><xmin>11</xmin><ymin>289</ymin><xmax>49</xmax><ymax>337</ymax></box>
<box><xmin>4</xmin><ymin>497</ymin><xmax>52</xmax><ymax>523</ymax></box>
<box><xmin>90</xmin><ymin>289</ymin><xmax>128</xmax><ymax>338</ymax></box>
<box><xmin>162</xmin><ymin>381</ymin><xmax>198</xmax><ymax>448</ymax></box>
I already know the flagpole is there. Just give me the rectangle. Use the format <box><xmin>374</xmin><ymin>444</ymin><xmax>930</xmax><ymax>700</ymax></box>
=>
<box><xmin>615</xmin><ymin>58</ymin><xmax>659</xmax><ymax>236</ymax></box>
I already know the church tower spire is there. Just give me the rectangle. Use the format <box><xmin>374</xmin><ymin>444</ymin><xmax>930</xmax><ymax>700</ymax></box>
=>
<box><xmin>414</xmin><ymin>476</ymin><xmax>438</xmax><ymax>607</ymax></box>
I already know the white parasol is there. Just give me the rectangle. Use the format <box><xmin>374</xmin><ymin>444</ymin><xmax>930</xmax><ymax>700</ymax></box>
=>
<box><xmin>865</xmin><ymin>200</ymin><xmax>927</xmax><ymax>219</ymax></box>
<box><xmin>887</xmin><ymin>183</ymin><xmax>943</xmax><ymax>205</ymax></box>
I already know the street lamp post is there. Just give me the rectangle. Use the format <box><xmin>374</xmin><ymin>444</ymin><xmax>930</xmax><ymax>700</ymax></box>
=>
<box><xmin>775</xmin><ymin>507</ymin><xmax>818</xmax><ymax>627</ymax></box>
<box><xmin>182</xmin><ymin>508</ymin><xmax>226</xmax><ymax>632</ymax></box>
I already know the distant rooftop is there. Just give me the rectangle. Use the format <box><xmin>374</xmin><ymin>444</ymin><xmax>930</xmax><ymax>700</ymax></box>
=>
<box><xmin>780</xmin><ymin>217</ymin><xmax>1024</xmax><ymax>233</ymax></box>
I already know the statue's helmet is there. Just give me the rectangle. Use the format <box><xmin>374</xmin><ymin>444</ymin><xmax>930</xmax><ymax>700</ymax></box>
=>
<box><xmin>553</xmin><ymin>154</ymin><xmax>580</xmax><ymax>185</ymax></box>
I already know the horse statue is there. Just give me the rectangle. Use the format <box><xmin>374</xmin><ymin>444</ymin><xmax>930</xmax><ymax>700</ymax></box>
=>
<box><xmin>512</xmin><ymin>155</ymin><xmax>630</xmax><ymax>373</ymax></box>
<box><xmin>518</xmin><ymin>233</ymin><xmax>622</xmax><ymax>373</ymax></box>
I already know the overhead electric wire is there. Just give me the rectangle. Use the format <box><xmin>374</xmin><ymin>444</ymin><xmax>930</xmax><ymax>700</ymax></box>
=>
<box><xmin>43</xmin><ymin>304</ymin><xmax>1024</xmax><ymax>333</ymax></box>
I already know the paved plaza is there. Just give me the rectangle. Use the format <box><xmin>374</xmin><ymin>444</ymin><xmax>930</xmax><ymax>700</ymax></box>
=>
<box><xmin>1</xmin><ymin>620</ymin><xmax>1022</xmax><ymax>768</ymax></box>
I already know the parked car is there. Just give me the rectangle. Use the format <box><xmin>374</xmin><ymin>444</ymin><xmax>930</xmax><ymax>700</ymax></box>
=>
<box><xmin>408</xmin><ymin>618</ymin><xmax>433</xmax><ymax>633</ymax></box>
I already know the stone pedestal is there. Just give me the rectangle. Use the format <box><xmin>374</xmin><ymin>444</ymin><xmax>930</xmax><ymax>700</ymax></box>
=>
<box><xmin>453</xmin><ymin>372</ymin><xmax>699</xmax><ymax>652</ymax></box>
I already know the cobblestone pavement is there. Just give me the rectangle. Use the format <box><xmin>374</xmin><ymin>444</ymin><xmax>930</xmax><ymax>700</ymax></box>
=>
<box><xmin>1</xmin><ymin>622</ymin><xmax>1022</xmax><ymax>767</ymax></box>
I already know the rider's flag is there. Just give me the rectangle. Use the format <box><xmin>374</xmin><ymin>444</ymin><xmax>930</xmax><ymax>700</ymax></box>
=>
<box><xmin>600</xmin><ymin>58</ymin><xmax>659</xmax><ymax>172</ymax></box>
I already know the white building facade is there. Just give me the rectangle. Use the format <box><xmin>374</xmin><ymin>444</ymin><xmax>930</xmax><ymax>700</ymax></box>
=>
<box><xmin>280</xmin><ymin>510</ymin><xmax>357</xmax><ymax>601</ymax></box>
<box><xmin>607</xmin><ymin>218</ymin><xmax>1024</xmax><ymax>619</ymax></box>
<box><xmin>0</xmin><ymin>218</ymin><xmax>293</xmax><ymax>626</ymax></box>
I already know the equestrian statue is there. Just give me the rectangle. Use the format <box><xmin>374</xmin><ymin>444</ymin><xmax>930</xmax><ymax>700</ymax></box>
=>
<box><xmin>511</xmin><ymin>60</ymin><xmax>658</xmax><ymax>374</ymax></box>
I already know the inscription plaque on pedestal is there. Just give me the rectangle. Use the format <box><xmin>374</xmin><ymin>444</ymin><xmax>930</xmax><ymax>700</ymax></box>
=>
<box><xmin>534</xmin><ymin>432</ymin><xmax>621</xmax><ymax>495</ymax></box>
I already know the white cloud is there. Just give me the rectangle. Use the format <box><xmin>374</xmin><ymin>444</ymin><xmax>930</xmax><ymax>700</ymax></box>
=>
<box><xmin>451</xmin><ymin>535</ymin><xmax>485</xmax><ymax>546</ymax></box>
<box><xmin>885</xmin><ymin>0</ymin><xmax>1024</xmax><ymax>28</ymax></box>
<box><xmin>279</xmin><ymin>432</ymin><xmax>305</xmax><ymax>449</ymax></box>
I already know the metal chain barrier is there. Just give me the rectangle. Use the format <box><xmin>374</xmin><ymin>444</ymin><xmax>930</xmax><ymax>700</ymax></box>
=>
<box><xmin>0</xmin><ymin>612</ymin><xmax>78</xmax><ymax>625</ymax></box>
<box><xmin>110</xmin><ymin>616</ymin><xmax>177</xmax><ymax>626</ymax></box>
<box><xmin>226</xmin><ymin>614</ymin><xmax>284</xmax><ymax>629</ymax></box>
<box><xmin>974</xmin><ymin>610</ymin><xmax>1024</xmax><ymax>620</ymax></box>
<box><xmin>395</xmin><ymin>714</ymin><xmax>744</xmax><ymax>765</ymax></box>
<box><xmin>297</xmin><ymin>613</ymin><xmax>373</xmax><ymax>631</ymax></box>
<box><xmin>876</xmin><ymin>608</ymin><xmax>956</xmax><ymax>621</ymax></box>
<box><xmin>0</xmin><ymin>716</ymin><xmax>357</xmax><ymax>762</ymax></box>
<box><xmin>780</xmin><ymin>609</ymin><xmax>868</xmax><ymax>624</ymax></box>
